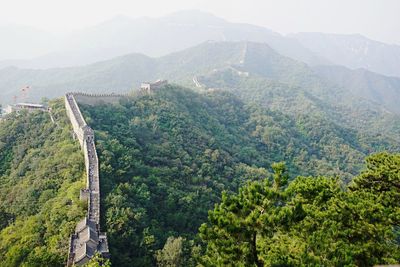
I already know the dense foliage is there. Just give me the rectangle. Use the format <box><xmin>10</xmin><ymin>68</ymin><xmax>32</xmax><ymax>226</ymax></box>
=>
<box><xmin>81</xmin><ymin>85</ymin><xmax>400</xmax><ymax>266</ymax></box>
<box><xmin>0</xmin><ymin>83</ymin><xmax>399</xmax><ymax>266</ymax></box>
<box><xmin>200</xmin><ymin>152</ymin><xmax>400</xmax><ymax>266</ymax></box>
<box><xmin>0</xmin><ymin>101</ymin><xmax>86</xmax><ymax>266</ymax></box>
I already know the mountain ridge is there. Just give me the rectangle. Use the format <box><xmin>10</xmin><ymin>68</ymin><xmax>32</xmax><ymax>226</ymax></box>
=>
<box><xmin>1</xmin><ymin>40</ymin><xmax>400</xmax><ymax>120</ymax></box>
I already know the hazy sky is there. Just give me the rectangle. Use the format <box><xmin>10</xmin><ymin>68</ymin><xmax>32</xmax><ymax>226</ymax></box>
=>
<box><xmin>1</xmin><ymin>0</ymin><xmax>399</xmax><ymax>44</ymax></box>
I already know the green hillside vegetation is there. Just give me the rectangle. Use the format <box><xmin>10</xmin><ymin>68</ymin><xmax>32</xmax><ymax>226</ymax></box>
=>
<box><xmin>79</xmin><ymin>85</ymin><xmax>400</xmax><ymax>266</ymax></box>
<box><xmin>0</xmin><ymin>101</ymin><xmax>86</xmax><ymax>266</ymax></box>
<box><xmin>200</xmin><ymin>152</ymin><xmax>400</xmax><ymax>266</ymax></box>
<box><xmin>197</xmin><ymin>66</ymin><xmax>400</xmax><ymax>146</ymax></box>
<box><xmin>0</xmin><ymin>83</ymin><xmax>398</xmax><ymax>266</ymax></box>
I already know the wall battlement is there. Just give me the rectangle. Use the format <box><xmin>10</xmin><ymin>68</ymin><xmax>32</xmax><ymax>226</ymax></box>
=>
<box><xmin>70</xmin><ymin>92</ymin><xmax>127</xmax><ymax>97</ymax></box>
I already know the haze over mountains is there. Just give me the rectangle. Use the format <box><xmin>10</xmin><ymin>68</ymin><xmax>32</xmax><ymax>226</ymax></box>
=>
<box><xmin>0</xmin><ymin>10</ymin><xmax>326</xmax><ymax>69</ymax></box>
<box><xmin>2</xmin><ymin>40</ymin><xmax>400</xmax><ymax>166</ymax></box>
<box><xmin>291</xmin><ymin>32</ymin><xmax>400</xmax><ymax>77</ymax></box>
<box><xmin>0</xmin><ymin>24</ymin><xmax>58</xmax><ymax>60</ymax></box>
<box><xmin>1</xmin><ymin>39</ymin><xmax>400</xmax><ymax>122</ymax></box>
<box><xmin>1</xmin><ymin>10</ymin><xmax>400</xmax><ymax>79</ymax></box>
<box><xmin>314</xmin><ymin>65</ymin><xmax>400</xmax><ymax>114</ymax></box>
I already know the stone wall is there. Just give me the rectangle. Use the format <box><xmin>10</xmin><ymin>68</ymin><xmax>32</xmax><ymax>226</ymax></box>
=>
<box><xmin>65</xmin><ymin>93</ymin><xmax>102</xmax><ymax>223</ymax></box>
<box><xmin>65</xmin><ymin>93</ymin><xmax>117</xmax><ymax>265</ymax></box>
<box><xmin>65</xmin><ymin>93</ymin><xmax>88</xmax><ymax>147</ymax></box>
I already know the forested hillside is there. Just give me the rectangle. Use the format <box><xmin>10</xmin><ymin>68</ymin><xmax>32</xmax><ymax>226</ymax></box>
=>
<box><xmin>0</xmin><ymin>84</ymin><xmax>398</xmax><ymax>266</ymax></box>
<box><xmin>197</xmin><ymin>66</ymin><xmax>400</xmax><ymax>152</ymax></box>
<box><xmin>80</xmin><ymin>85</ymin><xmax>400</xmax><ymax>266</ymax></box>
<box><xmin>200</xmin><ymin>152</ymin><xmax>400</xmax><ymax>266</ymax></box>
<box><xmin>0</xmin><ymin>101</ymin><xmax>86</xmax><ymax>266</ymax></box>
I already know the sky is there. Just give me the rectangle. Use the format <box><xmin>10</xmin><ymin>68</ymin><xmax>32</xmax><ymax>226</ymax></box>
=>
<box><xmin>0</xmin><ymin>0</ymin><xmax>399</xmax><ymax>44</ymax></box>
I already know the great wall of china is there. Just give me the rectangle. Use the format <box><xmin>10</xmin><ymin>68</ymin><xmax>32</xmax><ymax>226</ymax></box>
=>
<box><xmin>65</xmin><ymin>93</ymin><xmax>117</xmax><ymax>266</ymax></box>
<box><xmin>64</xmin><ymin>80</ymin><xmax>167</xmax><ymax>266</ymax></box>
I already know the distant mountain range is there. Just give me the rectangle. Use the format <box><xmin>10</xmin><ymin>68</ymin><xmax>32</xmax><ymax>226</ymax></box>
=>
<box><xmin>0</xmin><ymin>41</ymin><xmax>336</xmax><ymax>105</ymax></box>
<box><xmin>290</xmin><ymin>32</ymin><xmax>400</xmax><ymax>77</ymax></box>
<box><xmin>313</xmin><ymin>65</ymin><xmax>400</xmax><ymax>114</ymax></box>
<box><xmin>0</xmin><ymin>10</ymin><xmax>327</xmax><ymax>69</ymax></box>
<box><xmin>2</xmin><ymin>41</ymin><xmax>400</xmax><ymax>142</ymax></box>
<box><xmin>1</xmin><ymin>10</ymin><xmax>399</xmax><ymax>79</ymax></box>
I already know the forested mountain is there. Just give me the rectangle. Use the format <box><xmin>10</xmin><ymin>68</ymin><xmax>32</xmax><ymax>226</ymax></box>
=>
<box><xmin>0</xmin><ymin>101</ymin><xmax>86</xmax><ymax>266</ymax></box>
<box><xmin>2</xmin><ymin>40</ymin><xmax>400</xmax><ymax>122</ymax></box>
<box><xmin>78</xmin><ymin>85</ymin><xmax>400</xmax><ymax>266</ymax></box>
<box><xmin>291</xmin><ymin>32</ymin><xmax>400</xmax><ymax>77</ymax></box>
<box><xmin>2</xmin><ymin>41</ymin><xmax>400</xmax><ymax>148</ymax></box>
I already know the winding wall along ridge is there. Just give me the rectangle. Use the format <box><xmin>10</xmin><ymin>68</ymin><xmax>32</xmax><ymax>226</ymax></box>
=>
<box><xmin>65</xmin><ymin>93</ymin><xmax>112</xmax><ymax>266</ymax></box>
<box><xmin>64</xmin><ymin>83</ymin><xmax>166</xmax><ymax>265</ymax></box>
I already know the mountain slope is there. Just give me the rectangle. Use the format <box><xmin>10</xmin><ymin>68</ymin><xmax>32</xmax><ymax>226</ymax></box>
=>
<box><xmin>0</xmin><ymin>100</ymin><xmax>86</xmax><ymax>266</ymax></box>
<box><xmin>290</xmin><ymin>32</ymin><xmax>400</xmax><ymax>77</ymax></box>
<box><xmin>0</xmin><ymin>54</ymin><xmax>156</xmax><ymax>105</ymax></box>
<box><xmin>80</xmin><ymin>85</ymin><xmax>400</xmax><ymax>266</ymax></box>
<box><xmin>0</xmin><ymin>41</ymin><xmax>333</xmax><ymax>105</ymax></box>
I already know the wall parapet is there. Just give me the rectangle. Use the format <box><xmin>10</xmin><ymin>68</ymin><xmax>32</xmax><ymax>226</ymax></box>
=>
<box><xmin>69</xmin><ymin>92</ymin><xmax>128</xmax><ymax>97</ymax></box>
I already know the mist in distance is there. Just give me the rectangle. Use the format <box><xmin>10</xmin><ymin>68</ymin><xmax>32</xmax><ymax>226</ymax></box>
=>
<box><xmin>0</xmin><ymin>0</ymin><xmax>399</xmax><ymax>60</ymax></box>
<box><xmin>1</xmin><ymin>0</ymin><xmax>400</xmax><ymax>107</ymax></box>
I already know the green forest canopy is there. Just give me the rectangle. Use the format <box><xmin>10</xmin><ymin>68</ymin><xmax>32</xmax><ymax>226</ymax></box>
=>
<box><xmin>200</xmin><ymin>153</ymin><xmax>400</xmax><ymax>266</ymax></box>
<box><xmin>0</xmin><ymin>84</ymin><xmax>399</xmax><ymax>266</ymax></box>
<box><xmin>80</xmin><ymin>85</ymin><xmax>400</xmax><ymax>266</ymax></box>
<box><xmin>0</xmin><ymin>100</ymin><xmax>86</xmax><ymax>266</ymax></box>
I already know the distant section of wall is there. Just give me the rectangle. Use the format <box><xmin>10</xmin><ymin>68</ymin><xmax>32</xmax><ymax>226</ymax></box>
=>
<box><xmin>141</xmin><ymin>80</ymin><xmax>168</xmax><ymax>93</ymax></box>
